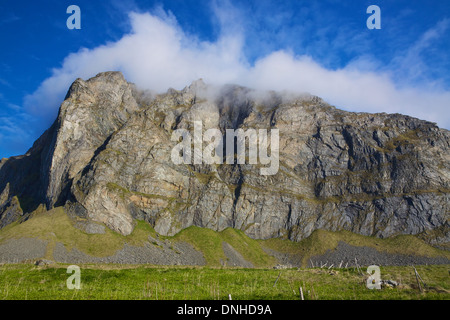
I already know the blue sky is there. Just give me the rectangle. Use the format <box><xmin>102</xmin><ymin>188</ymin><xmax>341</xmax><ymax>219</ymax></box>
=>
<box><xmin>1</xmin><ymin>0</ymin><xmax>449</xmax><ymax>158</ymax></box>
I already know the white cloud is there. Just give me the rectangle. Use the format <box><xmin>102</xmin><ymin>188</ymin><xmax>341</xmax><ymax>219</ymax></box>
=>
<box><xmin>245</xmin><ymin>51</ymin><xmax>450</xmax><ymax>125</ymax></box>
<box><xmin>24</xmin><ymin>10</ymin><xmax>450</xmax><ymax>131</ymax></box>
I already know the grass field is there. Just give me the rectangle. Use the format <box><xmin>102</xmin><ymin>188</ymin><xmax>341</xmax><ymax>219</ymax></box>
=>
<box><xmin>1</xmin><ymin>207</ymin><xmax>449</xmax><ymax>300</ymax></box>
<box><xmin>0</xmin><ymin>264</ymin><xmax>449</xmax><ymax>300</ymax></box>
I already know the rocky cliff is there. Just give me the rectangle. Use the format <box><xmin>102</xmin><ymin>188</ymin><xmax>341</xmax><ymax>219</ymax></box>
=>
<box><xmin>0</xmin><ymin>71</ymin><xmax>448</xmax><ymax>246</ymax></box>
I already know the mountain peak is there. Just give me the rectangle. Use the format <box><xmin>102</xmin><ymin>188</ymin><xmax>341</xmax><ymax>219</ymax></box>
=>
<box><xmin>0</xmin><ymin>72</ymin><xmax>448</xmax><ymax>247</ymax></box>
<box><xmin>91</xmin><ymin>70</ymin><xmax>126</xmax><ymax>82</ymax></box>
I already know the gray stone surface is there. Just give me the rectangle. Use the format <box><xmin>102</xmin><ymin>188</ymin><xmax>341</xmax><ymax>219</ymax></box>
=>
<box><xmin>221</xmin><ymin>242</ymin><xmax>254</xmax><ymax>268</ymax></box>
<box><xmin>52</xmin><ymin>238</ymin><xmax>206</xmax><ymax>265</ymax></box>
<box><xmin>0</xmin><ymin>238</ymin><xmax>48</xmax><ymax>263</ymax></box>
<box><xmin>309</xmin><ymin>241</ymin><xmax>450</xmax><ymax>267</ymax></box>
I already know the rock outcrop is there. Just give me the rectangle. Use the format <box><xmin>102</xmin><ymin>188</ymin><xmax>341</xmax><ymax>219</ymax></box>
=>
<box><xmin>0</xmin><ymin>71</ymin><xmax>448</xmax><ymax>246</ymax></box>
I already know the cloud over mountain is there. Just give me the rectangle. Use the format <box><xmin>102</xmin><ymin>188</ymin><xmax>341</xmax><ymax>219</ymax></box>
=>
<box><xmin>20</xmin><ymin>8</ymin><xmax>450</xmax><ymax>140</ymax></box>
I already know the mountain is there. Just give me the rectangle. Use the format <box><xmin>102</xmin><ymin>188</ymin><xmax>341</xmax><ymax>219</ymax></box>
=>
<box><xmin>0</xmin><ymin>71</ymin><xmax>449</xmax><ymax>249</ymax></box>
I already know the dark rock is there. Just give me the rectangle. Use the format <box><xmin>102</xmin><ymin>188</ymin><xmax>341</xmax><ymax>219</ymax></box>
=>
<box><xmin>34</xmin><ymin>259</ymin><xmax>54</xmax><ymax>266</ymax></box>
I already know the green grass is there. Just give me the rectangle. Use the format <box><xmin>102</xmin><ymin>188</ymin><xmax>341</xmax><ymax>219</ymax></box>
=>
<box><xmin>169</xmin><ymin>226</ymin><xmax>276</xmax><ymax>267</ymax></box>
<box><xmin>0</xmin><ymin>207</ymin><xmax>277</xmax><ymax>267</ymax></box>
<box><xmin>0</xmin><ymin>207</ymin><xmax>156</xmax><ymax>258</ymax></box>
<box><xmin>1</xmin><ymin>207</ymin><xmax>449</xmax><ymax>300</ymax></box>
<box><xmin>262</xmin><ymin>229</ymin><xmax>450</xmax><ymax>267</ymax></box>
<box><xmin>0</xmin><ymin>207</ymin><xmax>449</xmax><ymax>269</ymax></box>
<box><xmin>0</xmin><ymin>264</ymin><xmax>448</xmax><ymax>300</ymax></box>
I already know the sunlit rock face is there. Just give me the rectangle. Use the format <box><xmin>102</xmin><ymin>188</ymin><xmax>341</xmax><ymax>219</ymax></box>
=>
<box><xmin>0</xmin><ymin>71</ymin><xmax>448</xmax><ymax>247</ymax></box>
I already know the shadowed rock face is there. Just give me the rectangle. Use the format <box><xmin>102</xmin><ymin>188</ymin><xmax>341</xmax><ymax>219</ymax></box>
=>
<box><xmin>0</xmin><ymin>71</ymin><xmax>449</xmax><ymax>246</ymax></box>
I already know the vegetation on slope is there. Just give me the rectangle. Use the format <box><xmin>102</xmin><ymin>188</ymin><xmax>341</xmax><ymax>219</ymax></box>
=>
<box><xmin>0</xmin><ymin>207</ymin><xmax>448</xmax><ymax>268</ymax></box>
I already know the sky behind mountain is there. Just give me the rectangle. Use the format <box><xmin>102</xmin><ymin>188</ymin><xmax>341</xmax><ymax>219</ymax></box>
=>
<box><xmin>1</xmin><ymin>0</ymin><xmax>449</xmax><ymax>158</ymax></box>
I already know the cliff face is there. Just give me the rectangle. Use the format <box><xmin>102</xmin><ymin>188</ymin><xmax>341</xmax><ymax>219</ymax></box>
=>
<box><xmin>0</xmin><ymin>71</ymin><xmax>448</xmax><ymax>246</ymax></box>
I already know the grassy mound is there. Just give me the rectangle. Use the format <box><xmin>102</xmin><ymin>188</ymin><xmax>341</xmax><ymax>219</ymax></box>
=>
<box><xmin>0</xmin><ymin>206</ymin><xmax>448</xmax><ymax>267</ymax></box>
<box><xmin>170</xmin><ymin>226</ymin><xmax>276</xmax><ymax>267</ymax></box>
<box><xmin>0</xmin><ymin>207</ymin><xmax>156</xmax><ymax>259</ymax></box>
